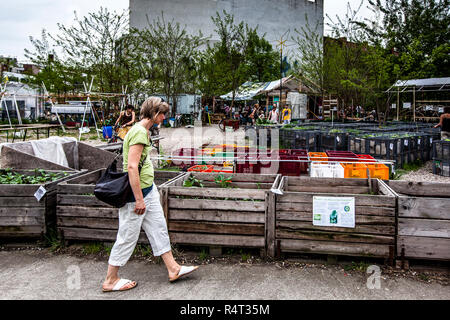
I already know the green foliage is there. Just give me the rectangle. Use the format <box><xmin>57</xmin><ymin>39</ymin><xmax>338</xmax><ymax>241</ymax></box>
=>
<box><xmin>214</xmin><ymin>174</ymin><xmax>233</xmax><ymax>188</ymax></box>
<box><xmin>199</xmin><ymin>249</ymin><xmax>209</xmax><ymax>261</ymax></box>
<box><xmin>82</xmin><ymin>242</ymin><xmax>104</xmax><ymax>255</ymax></box>
<box><xmin>183</xmin><ymin>175</ymin><xmax>204</xmax><ymax>188</ymax></box>
<box><xmin>0</xmin><ymin>169</ymin><xmax>68</xmax><ymax>185</ymax></box>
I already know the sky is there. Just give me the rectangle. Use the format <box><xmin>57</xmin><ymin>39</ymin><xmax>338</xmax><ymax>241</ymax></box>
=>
<box><xmin>0</xmin><ymin>0</ymin><xmax>377</xmax><ymax>62</ymax></box>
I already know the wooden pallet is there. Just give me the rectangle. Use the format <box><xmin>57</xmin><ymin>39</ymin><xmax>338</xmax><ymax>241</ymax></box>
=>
<box><xmin>272</xmin><ymin>177</ymin><xmax>396</xmax><ymax>261</ymax></box>
<box><xmin>160</xmin><ymin>172</ymin><xmax>281</xmax><ymax>254</ymax></box>
<box><xmin>0</xmin><ymin>169</ymin><xmax>85</xmax><ymax>240</ymax></box>
<box><xmin>56</xmin><ymin>169</ymin><xmax>186</xmax><ymax>243</ymax></box>
<box><xmin>386</xmin><ymin>181</ymin><xmax>450</xmax><ymax>262</ymax></box>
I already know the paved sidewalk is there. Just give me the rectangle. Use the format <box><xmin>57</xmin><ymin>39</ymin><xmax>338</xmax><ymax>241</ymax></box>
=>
<box><xmin>0</xmin><ymin>250</ymin><xmax>448</xmax><ymax>300</ymax></box>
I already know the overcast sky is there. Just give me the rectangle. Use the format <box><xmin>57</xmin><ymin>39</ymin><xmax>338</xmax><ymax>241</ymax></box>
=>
<box><xmin>0</xmin><ymin>0</ymin><xmax>376</xmax><ymax>62</ymax></box>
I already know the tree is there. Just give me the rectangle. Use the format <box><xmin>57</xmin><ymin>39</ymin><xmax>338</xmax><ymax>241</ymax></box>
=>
<box><xmin>140</xmin><ymin>12</ymin><xmax>206</xmax><ymax>115</ymax></box>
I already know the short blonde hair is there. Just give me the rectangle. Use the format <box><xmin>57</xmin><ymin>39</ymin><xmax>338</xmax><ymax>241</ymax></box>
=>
<box><xmin>140</xmin><ymin>97</ymin><xmax>170</xmax><ymax>120</ymax></box>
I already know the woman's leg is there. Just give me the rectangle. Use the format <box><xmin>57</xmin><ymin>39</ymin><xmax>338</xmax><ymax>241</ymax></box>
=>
<box><xmin>141</xmin><ymin>186</ymin><xmax>188</xmax><ymax>278</ymax></box>
<box><xmin>102</xmin><ymin>202</ymin><xmax>144</xmax><ymax>290</ymax></box>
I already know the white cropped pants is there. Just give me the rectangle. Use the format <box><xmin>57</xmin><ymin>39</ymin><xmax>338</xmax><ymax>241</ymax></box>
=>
<box><xmin>108</xmin><ymin>185</ymin><xmax>172</xmax><ymax>267</ymax></box>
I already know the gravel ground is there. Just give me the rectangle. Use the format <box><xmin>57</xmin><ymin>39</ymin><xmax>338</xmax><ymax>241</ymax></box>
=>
<box><xmin>398</xmin><ymin>161</ymin><xmax>450</xmax><ymax>183</ymax></box>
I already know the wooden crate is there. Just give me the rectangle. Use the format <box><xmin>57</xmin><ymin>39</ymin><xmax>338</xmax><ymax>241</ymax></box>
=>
<box><xmin>160</xmin><ymin>172</ymin><xmax>281</xmax><ymax>253</ymax></box>
<box><xmin>56</xmin><ymin>169</ymin><xmax>186</xmax><ymax>243</ymax></box>
<box><xmin>273</xmin><ymin>177</ymin><xmax>396</xmax><ymax>260</ymax></box>
<box><xmin>0</xmin><ymin>169</ymin><xmax>85</xmax><ymax>240</ymax></box>
<box><xmin>386</xmin><ymin>181</ymin><xmax>450</xmax><ymax>261</ymax></box>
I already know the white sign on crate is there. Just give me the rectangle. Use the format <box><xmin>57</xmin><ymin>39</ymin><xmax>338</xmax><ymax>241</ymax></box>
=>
<box><xmin>34</xmin><ymin>186</ymin><xmax>47</xmax><ymax>202</ymax></box>
<box><xmin>313</xmin><ymin>196</ymin><xmax>355</xmax><ymax>228</ymax></box>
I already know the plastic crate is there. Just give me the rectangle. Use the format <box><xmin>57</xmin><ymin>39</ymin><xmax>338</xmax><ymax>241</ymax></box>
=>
<box><xmin>172</xmin><ymin>148</ymin><xmax>198</xmax><ymax>167</ymax></box>
<box><xmin>326</xmin><ymin>151</ymin><xmax>358</xmax><ymax>163</ymax></box>
<box><xmin>433</xmin><ymin>160</ymin><xmax>450</xmax><ymax>177</ymax></box>
<box><xmin>308</xmin><ymin>152</ymin><xmax>328</xmax><ymax>162</ymax></box>
<box><xmin>235</xmin><ymin>156</ymin><xmax>261</xmax><ymax>174</ymax></box>
<box><xmin>356</xmin><ymin>154</ymin><xmax>376</xmax><ymax>162</ymax></box>
<box><xmin>310</xmin><ymin>162</ymin><xmax>344</xmax><ymax>178</ymax></box>
<box><xmin>342</xmin><ymin>163</ymin><xmax>368</xmax><ymax>179</ymax></box>
<box><xmin>280</xmin><ymin>129</ymin><xmax>320</xmax><ymax>151</ymax></box>
<box><xmin>366</xmin><ymin>163</ymin><xmax>389</xmax><ymax>180</ymax></box>
<box><xmin>188</xmin><ymin>165</ymin><xmax>214</xmax><ymax>173</ymax></box>
<box><xmin>279</xmin><ymin>155</ymin><xmax>302</xmax><ymax>176</ymax></box>
<box><xmin>212</xmin><ymin>166</ymin><xmax>234</xmax><ymax>173</ymax></box>
<box><xmin>433</xmin><ymin>140</ymin><xmax>450</xmax><ymax>161</ymax></box>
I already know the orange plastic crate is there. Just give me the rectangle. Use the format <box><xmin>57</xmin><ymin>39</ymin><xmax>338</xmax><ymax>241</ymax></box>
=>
<box><xmin>188</xmin><ymin>165</ymin><xmax>214</xmax><ymax>173</ymax></box>
<box><xmin>356</xmin><ymin>154</ymin><xmax>376</xmax><ymax>163</ymax></box>
<box><xmin>342</xmin><ymin>163</ymin><xmax>368</xmax><ymax>178</ymax></box>
<box><xmin>308</xmin><ymin>152</ymin><xmax>328</xmax><ymax>162</ymax></box>
<box><xmin>366</xmin><ymin>164</ymin><xmax>389</xmax><ymax>180</ymax></box>
<box><xmin>212</xmin><ymin>166</ymin><xmax>234</xmax><ymax>173</ymax></box>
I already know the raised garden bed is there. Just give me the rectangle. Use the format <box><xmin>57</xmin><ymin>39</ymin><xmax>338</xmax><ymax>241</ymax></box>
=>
<box><xmin>272</xmin><ymin>177</ymin><xmax>396</xmax><ymax>262</ymax></box>
<box><xmin>0</xmin><ymin>169</ymin><xmax>85</xmax><ymax>240</ymax></box>
<box><xmin>160</xmin><ymin>172</ymin><xmax>281</xmax><ymax>254</ymax></box>
<box><xmin>385</xmin><ymin>181</ymin><xmax>450</xmax><ymax>262</ymax></box>
<box><xmin>56</xmin><ymin>169</ymin><xmax>186</xmax><ymax>243</ymax></box>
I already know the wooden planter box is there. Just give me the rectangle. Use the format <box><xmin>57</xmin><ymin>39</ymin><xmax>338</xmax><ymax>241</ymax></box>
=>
<box><xmin>273</xmin><ymin>177</ymin><xmax>396</xmax><ymax>261</ymax></box>
<box><xmin>56</xmin><ymin>169</ymin><xmax>186</xmax><ymax>243</ymax></box>
<box><xmin>385</xmin><ymin>181</ymin><xmax>450</xmax><ymax>261</ymax></box>
<box><xmin>0</xmin><ymin>169</ymin><xmax>85</xmax><ymax>240</ymax></box>
<box><xmin>160</xmin><ymin>172</ymin><xmax>281</xmax><ymax>253</ymax></box>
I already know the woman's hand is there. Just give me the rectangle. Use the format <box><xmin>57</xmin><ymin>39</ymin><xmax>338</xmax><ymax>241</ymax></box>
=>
<box><xmin>134</xmin><ymin>199</ymin><xmax>146</xmax><ymax>215</ymax></box>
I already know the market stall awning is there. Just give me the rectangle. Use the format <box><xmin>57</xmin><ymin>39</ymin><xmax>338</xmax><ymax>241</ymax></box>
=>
<box><xmin>219</xmin><ymin>76</ymin><xmax>295</xmax><ymax>101</ymax></box>
<box><xmin>387</xmin><ymin>77</ymin><xmax>450</xmax><ymax>93</ymax></box>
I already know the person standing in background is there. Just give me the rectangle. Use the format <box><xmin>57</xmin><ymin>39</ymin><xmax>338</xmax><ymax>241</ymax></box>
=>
<box><xmin>434</xmin><ymin>106</ymin><xmax>450</xmax><ymax>140</ymax></box>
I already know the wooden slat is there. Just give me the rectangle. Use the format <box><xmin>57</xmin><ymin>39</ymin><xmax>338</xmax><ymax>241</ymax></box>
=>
<box><xmin>0</xmin><ymin>216</ymin><xmax>43</xmax><ymax>226</ymax></box>
<box><xmin>398</xmin><ymin>218</ymin><xmax>450</xmax><ymax>238</ymax></box>
<box><xmin>286</xmin><ymin>185</ymin><xmax>370</xmax><ymax>194</ymax></box>
<box><xmin>57</xmin><ymin>206</ymin><xmax>118</xmax><ymax>218</ymax></box>
<box><xmin>0</xmin><ymin>207</ymin><xmax>45</xmax><ymax>218</ymax></box>
<box><xmin>398</xmin><ymin>197</ymin><xmax>450</xmax><ymax>219</ymax></box>
<box><xmin>0</xmin><ymin>197</ymin><xmax>45</xmax><ymax>207</ymax></box>
<box><xmin>276</xmin><ymin>220</ymin><xmax>394</xmax><ymax>237</ymax></box>
<box><xmin>200</xmin><ymin>181</ymin><xmax>273</xmax><ymax>190</ymax></box>
<box><xmin>60</xmin><ymin>227</ymin><xmax>148</xmax><ymax>243</ymax></box>
<box><xmin>0</xmin><ymin>185</ymin><xmax>42</xmax><ymax>196</ymax></box>
<box><xmin>58</xmin><ymin>217</ymin><xmax>118</xmax><ymax>229</ymax></box>
<box><xmin>168</xmin><ymin>187</ymin><xmax>266</xmax><ymax>200</ymax></box>
<box><xmin>58</xmin><ymin>184</ymin><xmax>95</xmax><ymax>195</ymax></box>
<box><xmin>280</xmin><ymin>239</ymin><xmax>390</xmax><ymax>258</ymax></box>
<box><xmin>277</xmin><ymin>211</ymin><xmax>395</xmax><ymax>225</ymax></box>
<box><xmin>168</xmin><ymin>221</ymin><xmax>264</xmax><ymax>236</ymax></box>
<box><xmin>168</xmin><ymin>198</ymin><xmax>265</xmax><ymax>212</ymax></box>
<box><xmin>57</xmin><ymin>194</ymin><xmax>112</xmax><ymax>207</ymax></box>
<box><xmin>276</xmin><ymin>202</ymin><xmax>395</xmax><ymax>216</ymax></box>
<box><xmin>389</xmin><ymin>180</ymin><xmax>450</xmax><ymax>197</ymax></box>
<box><xmin>169</xmin><ymin>232</ymin><xmax>265</xmax><ymax>248</ymax></box>
<box><xmin>169</xmin><ymin>209</ymin><xmax>265</xmax><ymax>224</ymax></box>
<box><xmin>0</xmin><ymin>225</ymin><xmax>43</xmax><ymax>236</ymax></box>
<box><xmin>266</xmin><ymin>192</ymin><xmax>276</xmax><ymax>258</ymax></box>
<box><xmin>277</xmin><ymin>229</ymin><xmax>394</xmax><ymax>244</ymax></box>
<box><xmin>60</xmin><ymin>169</ymin><xmax>103</xmax><ymax>185</ymax></box>
<box><xmin>189</xmin><ymin>172</ymin><xmax>277</xmax><ymax>183</ymax></box>
<box><xmin>277</xmin><ymin>193</ymin><xmax>395</xmax><ymax>207</ymax></box>
<box><xmin>287</xmin><ymin>177</ymin><xmax>368</xmax><ymax>187</ymax></box>
<box><xmin>397</xmin><ymin>236</ymin><xmax>450</xmax><ymax>260</ymax></box>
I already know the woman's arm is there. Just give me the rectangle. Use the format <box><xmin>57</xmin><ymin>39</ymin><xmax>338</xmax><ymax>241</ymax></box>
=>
<box><xmin>128</xmin><ymin>144</ymin><xmax>146</xmax><ymax>215</ymax></box>
<box><xmin>123</xmin><ymin>112</ymin><xmax>136</xmax><ymax>127</ymax></box>
<box><xmin>114</xmin><ymin>112</ymin><xmax>123</xmax><ymax>126</ymax></box>
<box><xmin>434</xmin><ymin>115</ymin><xmax>444</xmax><ymax>128</ymax></box>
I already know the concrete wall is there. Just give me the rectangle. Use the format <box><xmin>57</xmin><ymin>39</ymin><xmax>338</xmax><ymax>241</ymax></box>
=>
<box><xmin>130</xmin><ymin>0</ymin><xmax>323</xmax><ymax>56</ymax></box>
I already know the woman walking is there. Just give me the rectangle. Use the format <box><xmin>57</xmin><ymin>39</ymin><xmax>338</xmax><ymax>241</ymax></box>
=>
<box><xmin>102</xmin><ymin>97</ymin><xmax>198</xmax><ymax>292</ymax></box>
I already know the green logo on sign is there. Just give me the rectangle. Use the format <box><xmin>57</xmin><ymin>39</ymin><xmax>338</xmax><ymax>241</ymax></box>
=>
<box><xmin>314</xmin><ymin>214</ymin><xmax>321</xmax><ymax>221</ymax></box>
<box><xmin>344</xmin><ymin>206</ymin><xmax>350</xmax><ymax>212</ymax></box>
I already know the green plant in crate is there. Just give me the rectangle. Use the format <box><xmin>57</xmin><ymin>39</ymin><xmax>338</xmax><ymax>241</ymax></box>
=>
<box><xmin>183</xmin><ymin>175</ymin><xmax>204</xmax><ymax>188</ymax></box>
<box><xmin>0</xmin><ymin>168</ymin><xmax>68</xmax><ymax>184</ymax></box>
<box><xmin>214</xmin><ymin>174</ymin><xmax>233</xmax><ymax>188</ymax></box>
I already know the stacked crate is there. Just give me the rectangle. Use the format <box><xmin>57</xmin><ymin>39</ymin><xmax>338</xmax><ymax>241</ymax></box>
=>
<box><xmin>432</xmin><ymin>140</ymin><xmax>450</xmax><ymax>177</ymax></box>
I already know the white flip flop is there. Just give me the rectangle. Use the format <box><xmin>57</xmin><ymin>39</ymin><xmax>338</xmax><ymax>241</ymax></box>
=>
<box><xmin>169</xmin><ymin>266</ymin><xmax>199</xmax><ymax>282</ymax></box>
<box><xmin>102</xmin><ymin>278</ymin><xmax>137</xmax><ymax>292</ymax></box>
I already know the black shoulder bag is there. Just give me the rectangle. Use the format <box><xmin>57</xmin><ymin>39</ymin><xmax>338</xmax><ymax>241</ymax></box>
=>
<box><xmin>94</xmin><ymin>154</ymin><xmax>145</xmax><ymax>208</ymax></box>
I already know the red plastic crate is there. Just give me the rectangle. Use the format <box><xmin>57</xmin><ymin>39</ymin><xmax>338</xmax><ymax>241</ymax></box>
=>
<box><xmin>172</xmin><ymin>148</ymin><xmax>198</xmax><ymax>167</ymax></box>
<box><xmin>356</xmin><ymin>154</ymin><xmax>377</xmax><ymax>162</ymax></box>
<box><xmin>279</xmin><ymin>155</ymin><xmax>302</xmax><ymax>176</ymax></box>
<box><xmin>326</xmin><ymin>151</ymin><xmax>358</xmax><ymax>163</ymax></box>
<box><xmin>188</xmin><ymin>165</ymin><xmax>214</xmax><ymax>172</ymax></box>
<box><xmin>235</xmin><ymin>156</ymin><xmax>261</xmax><ymax>174</ymax></box>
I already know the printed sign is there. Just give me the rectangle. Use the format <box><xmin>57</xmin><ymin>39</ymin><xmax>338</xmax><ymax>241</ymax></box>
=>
<box><xmin>403</xmin><ymin>102</ymin><xmax>411</xmax><ymax>109</ymax></box>
<box><xmin>34</xmin><ymin>186</ymin><xmax>47</xmax><ymax>202</ymax></box>
<box><xmin>313</xmin><ymin>196</ymin><xmax>355</xmax><ymax>228</ymax></box>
